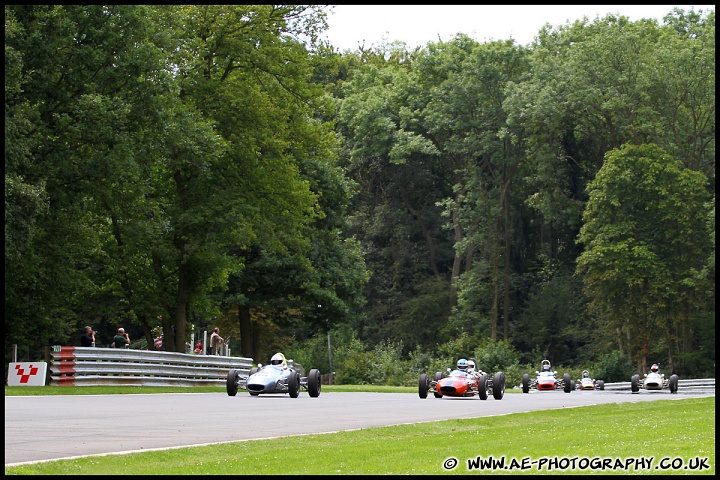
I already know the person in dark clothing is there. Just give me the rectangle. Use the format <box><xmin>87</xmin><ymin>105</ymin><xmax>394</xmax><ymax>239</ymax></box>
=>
<box><xmin>81</xmin><ymin>326</ymin><xmax>95</xmax><ymax>347</ymax></box>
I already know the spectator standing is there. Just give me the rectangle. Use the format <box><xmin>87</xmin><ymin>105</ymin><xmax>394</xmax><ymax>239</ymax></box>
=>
<box><xmin>80</xmin><ymin>326</ymin><xmax>95</xmax><ymax>347</ymax></box>
<box><xmin>112</xmin><ymin>327</ymin><xmax>130</xmax><ymax>348</ymax></box>
<box><xmin>210</xmin><ymin>327</ymin><xmax>224</xmax><ymax>355</ymax></box>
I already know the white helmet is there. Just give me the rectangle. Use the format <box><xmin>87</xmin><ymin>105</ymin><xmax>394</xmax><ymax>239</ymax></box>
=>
<box><xmin>467</xmin><ymin>360</ymin><xmax>476</xmax><ymax>371</ymax></box>
<box><xmin>270</xmin><ymin>352</ymin><xmax>287</xmax><ymax>367</ymax></box>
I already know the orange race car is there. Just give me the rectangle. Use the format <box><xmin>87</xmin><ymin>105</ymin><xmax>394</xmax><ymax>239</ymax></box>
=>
<box><xmin>419</xmin><ymin>358</ymin><xmax>505</xmax><ymax>400</ymax></box>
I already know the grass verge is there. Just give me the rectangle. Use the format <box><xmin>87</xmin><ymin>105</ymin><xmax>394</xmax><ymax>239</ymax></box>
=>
<box><xmin>4</xmin><ymin>395</ymin><xmax>714</xmax><ymax>475</ymax></box>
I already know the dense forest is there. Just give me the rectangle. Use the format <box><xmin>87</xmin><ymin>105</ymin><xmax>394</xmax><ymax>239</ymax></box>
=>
<box><xmin>5</xmin><ymin>5</ymin><xmax>715</xmax><ymax>384</ymax></box>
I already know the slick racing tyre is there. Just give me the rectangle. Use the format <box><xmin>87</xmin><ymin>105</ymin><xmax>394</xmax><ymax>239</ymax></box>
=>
<box><xmin>288</xmin><ymin>371</ymin><xmax>300</xmax><ymax>398</ymax></box>
<box><xmin>226</xmin><ymin>369</ymin><xmax>239</xmax><ymax>397</ymax></box>
<box><xmin>478</xmin><ymin>374</ymin><xmax>489</xmax><ymax>400</ymax></box>
<box><xmin>563</xmin><ymin>373</ymin><xmax>573</xmax><ymax>393</ymax></box>
<box><xmin>432</xmin><ymin>372</ymin><xmax>444</xmax><ymax>398</ymax></box>
<box><xmin>307</xmin><ymin>368</ymin><xmax>322</xmax><ymax>397</ymax></box>
<box><xmin>631</xmin><ymin>374</ymin><xmax>640</xmax><ymax>393</ymax></box>
<box><xmin>669</xmin><ymin>374</ymin><xmax>679</xmax><ymax>394</ymax></box>
<box><xmin>419</xmin><ymin>373</ymin><xmax>429</xmax><ymax>399</ymax></box>
<box><xmin>522</xmin><ymin>373</ymin><xmax>530</xmax><ymax>393</ymax></box>
<box><xmin>492</xmin><ymin>372</ymin><xmax>505</xmax><ymax>400</ymax></box>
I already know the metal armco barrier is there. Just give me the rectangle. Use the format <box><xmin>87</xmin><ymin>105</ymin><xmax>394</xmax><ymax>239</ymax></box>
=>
<box><xmin>49</xmin><ymin>346</ymin><xmax>253</xmax><ymax>387</ymax></box>
<box><xmin>602</xmin><ymin>378</ymin><xmax>715</xmax><ymax>391</ymax></box>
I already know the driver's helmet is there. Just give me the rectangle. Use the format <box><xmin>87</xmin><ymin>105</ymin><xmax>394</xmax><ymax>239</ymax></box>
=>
<box><xmin>270</xmin><ymin>352</ymin><xmax>287</xmax><ymax>367</ymax></box>
<box><xmin>541</xmin><ymin>359</ymin><xmax>551</xmax><ymax>372</ymax></box>
<box><xmin>467</xmin><ymin>360</ymin><xmax>476</xmax><ymax>372</ymax></box>
<box><xmin>650</xmin><ymin>364</ymin><xmax>659</xmax><ymax>373</ymax></box>
<box><xmin>582</xmin><ymin>370</ymin><xmax>590</xmax><ymax>378</ymax></box>
<box><xmin>457</xmin><ymin>358</ymin><xmax>468</xmax><ymax>370</ymax></box>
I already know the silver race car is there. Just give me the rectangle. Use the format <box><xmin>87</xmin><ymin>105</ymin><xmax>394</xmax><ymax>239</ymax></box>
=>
<box><xmin>226</xmin><ymin>353</ymin><xmax>321</xmax><ymax>398</ymax></box>
<box><xmin>631</xmin><ymin>363</ymin><xmax>678</xmax><ymax>393</ymax></box>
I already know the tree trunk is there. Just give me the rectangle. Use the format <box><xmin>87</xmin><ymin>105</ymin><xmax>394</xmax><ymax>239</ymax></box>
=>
<box><xmin>161</xmin><ymin>316</ymin><xmax>174</xmax><ymax>352</ymax></box>
<box><xmin>252</xmin><ymin>320</ymin><xmax>262</xmax><ymax>364</ymax></box>
<box><xmin>491</xmin><ymin>253</ymin><xmax>499</xmax><ymax>342</ymax></box>
<box><xmin>400</xmin><ymin>187</ymin><xmax>441</xmax><ymax>278</ymax></box>
<box><xmin>238</xmin><ymin>303</ymin><xmax>253</xmax><ymax>361</ymax></box>
<box><xmin>449</xmin><ymin>207</ymin><xmax>463</xmax><ymax>309</ymax></box>
<box><xmin>172</xmin><ymin>262</ymin><xmax>190</xmax><ymax>353</ymax></box>
<box><xmin>502</xmin><ymin>181</ymin><xmax>512</xmax><ymax>340</ymax></box>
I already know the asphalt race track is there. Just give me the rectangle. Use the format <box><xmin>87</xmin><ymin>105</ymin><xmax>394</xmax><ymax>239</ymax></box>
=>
<box><xmin>5</xmin><ymin>388</ymin><xmax>713</xmax><ymax>465</ymax></box>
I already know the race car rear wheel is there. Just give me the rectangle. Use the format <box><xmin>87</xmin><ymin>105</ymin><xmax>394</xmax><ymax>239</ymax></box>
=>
<box><xmin>478</xmin><ymin>374</ymin><xmax>489</xmax><ymax>400</ymax></box>
<box><xmin>669</xmin><ymin>374</ymin><xmax>679</xmax><ymax>394</ymax></box>
<box><xmin>419</xmin><ymin>374</ymin><xmax>429</xmax><ymax>399</ymax></box>
<box><xmin>492</xmin><ymin>372</ymin><xmax>505</xmax><ymax>400</ymax></box>
<box><xmin>563</xmin><ymin>373</ymin><xmax>573</xmax><ymax>393</ymax></box>
<box><xmin>631</xmin><ymin>374</ymin><xmax>640</xmax><ymax>393</ymax></box>
<box><xmin>288</xmin><ymin>371</ymin><xmax>300</xmax><ymax>398</ymax></box>
<box><xmin>307</xmin><ymin>368</ymin><xmax>321</xmax><ymax>397</ymax></box>
<box><xmin>597</xmin><ymin>380</ymin><xmax>604</xmax><ymax>390</ymax></box>
<box><xmin>226</xmin><ymin>369</ymin><xmax>239</xmax><ymax>397</ymax></box>
<box><xmin>522</xmin><ymin>373</ymin><xmax>530</xmax><ymax>393</ymax></box>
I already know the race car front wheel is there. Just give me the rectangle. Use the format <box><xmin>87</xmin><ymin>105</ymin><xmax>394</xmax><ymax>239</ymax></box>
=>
<box><xmin>478</xmin><ymin>374</ymin><xmax>489</xmax><ymax>400</ymax></box>
<box><xmin>289</xmin><ymin>371</ymin><xmax>300</xmax><ymax>398</ymax></box>
<box><xmin>492</xmin><ymin>372</ymin><xmax>505</xmax><ymax>400</ymax></box>
<box><xmin>432</xmin><ymin>372</ymin><xmax>443</xmax><ymax>398</ymax></box>
<box><xmin>418</xmin><ymin>374</ymin><xmax>429</xmax><ymax>399</ymax></box>
<box><xmin>226</xmin><ymin>369</ymin><xmax>239</xmax><ymax>397</ymax></box>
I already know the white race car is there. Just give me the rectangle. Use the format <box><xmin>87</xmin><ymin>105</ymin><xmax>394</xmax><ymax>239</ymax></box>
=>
<box><xmin>630</xmin><ymin>363</ymin><xmax>678</xmax><ymax>393</ymax></box>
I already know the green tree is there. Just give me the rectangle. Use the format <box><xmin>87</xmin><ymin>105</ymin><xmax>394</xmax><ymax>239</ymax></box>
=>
<box><xmin>168</xmin><ymin>5</ymin><xmax>366</xmax><ymax>359</ymax></box>
<box><xmin>576</xmin><ymin>144</ymin><xmax>711</xmax><ymax>372</ymax></box>
<box><xmin>423</xmin><ymin>38</ymin><xmax>531</xmax><ymax>341</ymax></box>
<box><xmin>5</xmin><ymin>6</ymin><xmax>51</xmax><ymax>360</ymax></box>
<box><xmin>5</xmin><ymin>5</ymin><xmax>176</xmax><ymax>356</ymax></box>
